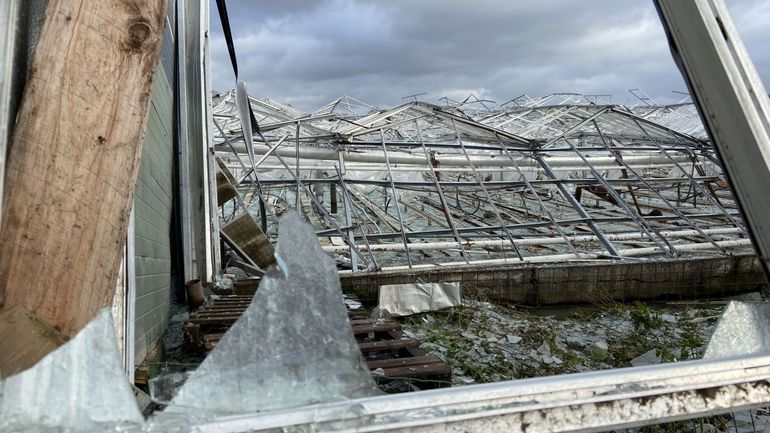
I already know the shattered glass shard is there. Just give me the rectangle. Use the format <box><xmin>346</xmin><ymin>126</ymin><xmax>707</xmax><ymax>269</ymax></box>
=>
<box><xmin>159</xmin><ymin>212</ymin><xmax>380</xmax><ymax>418</ymax></box>
<box><xmin>703</xmin><ymin>301</ymin><xmax>770</xmax><ymax>359</ymax></box>
<box><xmin>0</xmin><ymin>309</ymin><xmax>143</xmax><ymax>432</ymax></box>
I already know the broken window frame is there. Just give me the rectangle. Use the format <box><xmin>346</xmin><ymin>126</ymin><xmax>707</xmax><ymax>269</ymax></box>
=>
<box><xmin>183</xmin><ymin>353</ymin><xmax>770</xmax><ymax>432</ymax></box>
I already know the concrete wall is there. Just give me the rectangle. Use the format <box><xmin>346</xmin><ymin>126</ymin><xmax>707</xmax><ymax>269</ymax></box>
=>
<box><xmin>132</xmin><ymin>12</ymin><xmax>176</xmax><ymax>365</ymax></box>
<box><xmin>340</xmin><ymin>254</ymin><xmax>765</xmax><ymax>305</ymax></box>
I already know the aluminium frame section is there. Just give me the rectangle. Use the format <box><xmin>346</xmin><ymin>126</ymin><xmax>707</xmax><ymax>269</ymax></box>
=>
<box><xmin>415</xmin><ymin>121</ymin><xmax>470</xmax><ymax>264</ymax></box>
<box><xmin>629</xmin><ymin>115</ymin><xmax>743</xmax><ymax>230</ymax></box>
<box><xmin>175</xmin><ymin>0</ymin><xmax>195</xmax><ymax>281</ymax></box>
<box><xmin>379</xmin><ymin>129</ymin><xmax>413</xmax><ymax>268</ymax></box>
<box><xmin>111</xmin><ymin>206</ymin><xmax>137</xmax><ymax>381</ymax></box>
<box><xmin>186</xmin><ymin>354</ymin><xmax>770</xmax><ymax>433</ymax></box>
<box><xmin>249</xmin><ymin>176</ymin><xmax>727</xmax><ymax>190</ymax></box>
<box><xmin>534</xmin><ymin>155</ymin><xmax>622</xmax><ymax>258</ymax></box>
<box><xmin>595</xmin><ymin>126</ymin><xmax>733</xmax><ymax>250</ymax></box>
<box><xmin>450</xmin><ymin>118</ymin><xmax>524</xmax><ymax>261</ymax></box>
<box><xmin>309</xmin><ymin>211</ymin><xmax>740</xmax><ymax>242</ymax></box>
<box><xmin>561</xmin><ymin>136</ymin><xmax>678</xmax><ymax>256</ymax></box>
<box><xmin>177</xmin><ymin>0</ymin><xmax>219</xmax><ymax>281</ymax></box>
<box><xmin>655</xmin><ymin>0</ymin><xmax>770</xmax><ymax>276</ymax></box>
<box><xmin>201</xmin><ymin>0</ymin><xmax>220</xmax><ymax>278</ymax></box>
<box><xmin>334</xmin><ymin>163</ymin><xmax>379</xmax><ymax>271</ymax></box>
<box><xmin>494</xmin><ymin>133</ymin><xmax>581</xmax><ymax>258</ymax></box>
<box><xmin>124</xmin><ymin>207</ymin><xmax>136</xmax><ymax>381</ymax></box>
<box><xmin>221</xmin><ymin>141</ymin><xmax>697</xmax><ymax>171</ymax></box>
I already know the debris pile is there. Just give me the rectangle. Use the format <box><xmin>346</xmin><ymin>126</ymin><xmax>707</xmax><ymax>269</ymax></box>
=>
<box><xmin>402</xmin><ymin>297</ymin><xmax>732</xmax><ymax>385</ymax></box>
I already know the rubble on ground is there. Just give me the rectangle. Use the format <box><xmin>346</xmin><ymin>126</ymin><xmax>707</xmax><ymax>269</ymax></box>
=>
<box><xmin>402</xmin><ymin>297</ymin><xmax>731</xmax><ymax>385</ymax></box>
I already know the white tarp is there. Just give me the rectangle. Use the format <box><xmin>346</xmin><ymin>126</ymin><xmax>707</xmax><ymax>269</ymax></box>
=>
<box><xmin>378</xmin><ymin>282</ymin><xmax>461</xmax><ymax>317</ymax></box>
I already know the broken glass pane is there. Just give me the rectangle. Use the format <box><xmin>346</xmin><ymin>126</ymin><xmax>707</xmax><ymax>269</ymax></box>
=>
<box><xmin>0</xmin><ymin>309</ymin><xmax>143</xmax><ymax>432</ymax></box>
<box><xmin>703</xmin><ymin>301</ymin><xmax>770</xmax><ymax>359</ymax></box>
<box><xmin>156</xmin><ymin>212</ymin><xmax>379</xmax><ymax>418</ymax></box>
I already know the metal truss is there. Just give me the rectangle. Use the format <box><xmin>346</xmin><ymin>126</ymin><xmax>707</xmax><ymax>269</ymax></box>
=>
<box><xmin>211</xmin><ymin>89</ymin><xmax>751</xmax><ymax>272</ymax></box>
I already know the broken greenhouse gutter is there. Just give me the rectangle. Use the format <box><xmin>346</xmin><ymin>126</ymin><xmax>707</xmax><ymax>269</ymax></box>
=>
<box><xmin>220</xmin><ymin>143</ymin><xmax>698</xmax><ymax>169</ymax></box>
<box><xmin>336</xmin><ymin>239</ymin><xmax>752</xmax><ymax>273</ymax></box>
<box><xmin>320</xmin><ymin>227</ymin><xmax>744</xmax><ymax>254</ymax></box>
<box><xmin>182</xmin><ymin>353</ymin><xmax>770</xmax><ymax>433</ymax></box>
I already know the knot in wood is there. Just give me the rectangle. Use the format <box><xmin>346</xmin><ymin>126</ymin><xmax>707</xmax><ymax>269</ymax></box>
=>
<box><xmin>127</xmin><ymin>21</ymin><xmax>152</xmax><ymax>49</ymax></box>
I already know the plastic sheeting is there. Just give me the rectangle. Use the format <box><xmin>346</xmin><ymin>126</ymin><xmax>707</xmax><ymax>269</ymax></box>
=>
<box><xmin>378</xmin><ymin>281</ymin><xmax>462</xmax><ymax>317</ymax></box>
<box><xmin>157</xmin><ymin>212</ymin><xmax>379</xmax><ymax>418</ymax></box>
<box><xmin>703</xmin><ymin>301</ymin><xmax>770</xmax><ymax>359</ymax></box>
<box><xmin>0</xmin><ymin>309</ymin><xmax>143</xmax><ymax>432</ymax></box>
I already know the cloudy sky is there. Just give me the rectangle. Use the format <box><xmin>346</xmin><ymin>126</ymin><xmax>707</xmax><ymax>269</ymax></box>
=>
<box><xmin>209</xmin><ymin>0</ymin><xmax>769</xmax><ymax>112</ymax></box>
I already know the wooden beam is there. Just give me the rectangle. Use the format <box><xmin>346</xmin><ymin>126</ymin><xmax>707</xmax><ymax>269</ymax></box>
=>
<box><xmin>0</xmin><ymin>0</ymin><xmax>168</xmax><ymax>337</ymax></box>
<box><xmin>0</xmin><ymin>305</ymin><xmax>69</xmax><ymax>378</ymax></box>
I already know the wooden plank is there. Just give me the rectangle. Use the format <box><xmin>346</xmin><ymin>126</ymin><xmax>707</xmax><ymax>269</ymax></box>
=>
<box><xmin>0</xmin><ymin>305</ymin><xmax>69</xmax><ymax>378</ymax></box>
<box><xmin>367</xmin><ymin>355</ymin><xmax>444</xmax><ymax>370</ymax></box>
<box><xmin>378</xmin><ymin>363</ymin><xmax>452</xmax><ymax>383</ymax></box>
<box><xmin>192</xmin><ymin>310</ymin><xmax>247</xmax><ymax>318</ymax></box>
<box><xmin>133</xmin><ymin>338</ymin><xmax>164</xmax><ymax>386</ymax></box>
<box><xmin>210</xmin><ymin>295</ymin><xmax>253</xmax><ymax>302</ymax></box>
<box><xmin>215</xmin><ymin>157</ymin><xmax>239</xmax><ymax>207</ymax></box>
<box><xmin>221</xmin><ymin>212</ymin><xmax>276</xmax><ymax>269</ymax></box>
<box><xmin>351</xmin><ymin>322</ymin><xmax>402</xmax><ymax>335</ymax></box>
<box><xmin>201</xmin><ymin>334</ymin><xmax>421</xmax><ymax>355</ymax></box>
<box><xmin>0</xmin><ymin>0</ymin><xmax>168</xmax><ymax>337</ymax></box>
<box><xmin>358</xmin><ymin>339</ymin><xmax>420</xmax><ymax>353</ymax></box>
<box><xmin>188</xmin><ymin>315</ymin><xmax>242</xmax><ymax>325</ymax></box>
<box><xmin>200</xmin><ymin>307</ymin><xmax>248</xmax><ymax>314</ymax></box>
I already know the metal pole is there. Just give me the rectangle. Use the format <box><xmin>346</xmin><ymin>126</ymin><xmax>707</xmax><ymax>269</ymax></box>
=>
<box><xmin>451</xmin><ymin>119</ymin><xmax>524</xmax><ymax>261</ymax></box>
<box><xmin>295</xmin><ymin>121</ymin><xmax>301</xmax><ymax>211</ymax></box>
<box><xmin>213</xmin><ymin>119</ymin><xmax>277</xmax><ymax>230</ymax></box>
<box><xmin>534</xmin><ymin>155</ymin><xmax>622</xmax><ymax>258</ymax></box>
<box><xmin>415</xmin><ymin>121</ymin><xmax>470</xmax><ymax>263</ymax></box>
<box><xmin>495</xmin><ymin>133</ymin><xmax>581</xmax><ymax>258</ymax></box>
<box><xmin>655</xmin><ymin>0</ymin><xmax>770</xmax><ymax>276</ymax></box>
<box><xmin>379</xmin><ymin>129</ymin><xmax>413</xmax><ymax>268</ymax></box>
<box><xmin>593</xmin><ymin>121</ymin><xmax>728</xmax><ymax>252</ymax></box>
<box><xmin>334</xmin><ymin>163</ymin><xmax>379</xmax><ymax>271</ymax></box>
<box><xmin>629</xmin><ymin>115</ymin><xmax>741</xmax><ymax>229</ymax></box>
<box><xmin>562</xmin><ymin>136</ymin><xmax>678</xmax><ymax>257</ymax></box>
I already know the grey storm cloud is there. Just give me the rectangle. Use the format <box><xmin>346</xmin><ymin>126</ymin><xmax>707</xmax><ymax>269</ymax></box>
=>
<box><xmin>209</xmin><ymin>0</ymin><xmax>770</xmax><ymax>112</ymax></box>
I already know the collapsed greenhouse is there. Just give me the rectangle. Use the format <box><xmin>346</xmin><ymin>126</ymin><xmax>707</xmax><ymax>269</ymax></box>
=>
<box><xmin>212</xmin><ymin>90</ymin><xmax>763</xmax><ymax>304</ymax></box>
<box><xmin>4</xmin><ymin>0</ymin><xmax>770</xmax><ymax>431</ymax></box>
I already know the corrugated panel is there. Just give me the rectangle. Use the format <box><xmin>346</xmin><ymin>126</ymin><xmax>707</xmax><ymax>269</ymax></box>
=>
<box><xmin>133</xmin><ymin>63</ymin><xmax>174</xmax><ymax>365</ymax></box>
